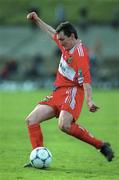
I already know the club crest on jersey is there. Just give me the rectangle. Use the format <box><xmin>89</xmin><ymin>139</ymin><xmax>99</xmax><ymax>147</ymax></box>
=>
<box><xmin>67</xmin><ymin>57</ymin><xmax>73</xmax><ymax>64</ymax></box>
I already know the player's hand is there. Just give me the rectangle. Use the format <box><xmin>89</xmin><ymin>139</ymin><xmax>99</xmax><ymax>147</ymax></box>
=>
<box><xmin>87</xmin><ymin>101</ymin><xmax>100</xmax><ymax>113</ymax></box>
<box><xmin>27</xmin><ymin>12</ymin><xmax>38</xmax><ymax>21</ymax></box>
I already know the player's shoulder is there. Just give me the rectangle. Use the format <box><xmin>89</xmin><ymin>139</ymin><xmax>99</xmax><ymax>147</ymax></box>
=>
<box><xmin>75</xmin><ymin>41</ymin><xmax>88</xmax><ymax>57</ymax></box>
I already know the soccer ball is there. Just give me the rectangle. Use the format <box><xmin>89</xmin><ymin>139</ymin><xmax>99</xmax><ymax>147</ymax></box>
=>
<box><xmin>30</xmin><ymin>147</ymin><xmax>52</xmax><ymax>169</ymax></box>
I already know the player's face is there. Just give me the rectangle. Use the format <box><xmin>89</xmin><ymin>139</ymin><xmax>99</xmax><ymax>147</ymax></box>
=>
<box><xmin>58</xmin><ymin>31</ymin><xmax>76</xmax><ymax>50</ymax></box>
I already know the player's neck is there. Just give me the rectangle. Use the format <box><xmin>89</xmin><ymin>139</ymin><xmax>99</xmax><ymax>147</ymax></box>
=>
<box><xmin>75</xmin><ymin>39</ymin><xmax>81</xmax><ymax>46</ymax></box>
<box><xmin>69</xmin><ymin>39</ymin><xmax>80</xmax><ymax>50</ymax></box>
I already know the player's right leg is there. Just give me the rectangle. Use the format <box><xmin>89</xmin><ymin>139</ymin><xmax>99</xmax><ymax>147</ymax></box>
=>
<box><xmin>24</xmin><ymin>104</ymin><xmax>55</xmax><ymax>168</ymax></box>
<box><xmin>25</xmin><ymin>104</ymin><xmax>55</xmax><ymax>149</ymax></box>
<box><xmin>26</xmin><ymin>104</ymin><xmax>55</xmax><ymax>125</ymax></box>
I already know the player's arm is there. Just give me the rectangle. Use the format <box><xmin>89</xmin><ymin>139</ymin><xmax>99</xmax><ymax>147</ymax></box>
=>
<box><xmin>27</xmin><ymin>12</ymin><xmax>56</xmax><ymax>38</ymax></box>
<box><xmin>83</xmin><ymin>83</ymin><xmax>99</xmax><ymax>112</ymax></box>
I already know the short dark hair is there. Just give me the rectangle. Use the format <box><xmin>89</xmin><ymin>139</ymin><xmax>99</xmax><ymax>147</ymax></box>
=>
<box><xmin>56</xmin><ymin>21</ymin><xmax>78</xmax><ymax>39</ymax></box>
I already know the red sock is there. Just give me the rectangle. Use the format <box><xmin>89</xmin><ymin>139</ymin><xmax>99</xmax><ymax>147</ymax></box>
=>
<box><xmin>28</xmin><ymin>124</ymin><xmax>43</xmax><ymax>149</ymax></box>
<box><xmin>68</xmin><ymin>123</ymin><xmax>103</xmax><ymax>149</ymax></box>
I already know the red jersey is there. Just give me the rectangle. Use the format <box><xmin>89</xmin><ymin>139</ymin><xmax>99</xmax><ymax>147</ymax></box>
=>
<box><xmin>53</xmin><ymin>34</ymin><xmax>91</xmax><ymax>87</ymax></box>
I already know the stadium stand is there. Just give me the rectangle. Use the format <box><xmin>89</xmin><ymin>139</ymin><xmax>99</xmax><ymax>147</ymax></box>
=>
<box><xmin>0</xmin><ymin>25</ymin><xmax>119</xmax><ymax>88</ymax></box>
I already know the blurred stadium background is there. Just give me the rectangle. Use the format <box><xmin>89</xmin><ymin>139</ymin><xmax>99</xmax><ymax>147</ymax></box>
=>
<box><xmin>0</xmin><ymin>1</ymin><xmax>119</xmax><ymax>179</ymax></box>
<box><xmin>0</xmin><ymin>0</ymin><xmax>119</xmax><ymax>91</ymax></box>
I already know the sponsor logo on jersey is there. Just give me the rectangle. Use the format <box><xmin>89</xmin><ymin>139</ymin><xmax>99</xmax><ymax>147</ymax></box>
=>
<box><xmin>58</xmin><ymin>56</ymin><xmax>76</xmax><ymax>81</ymax></box>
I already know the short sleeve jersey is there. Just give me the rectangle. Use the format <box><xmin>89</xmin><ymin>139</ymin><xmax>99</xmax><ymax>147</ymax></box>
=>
<box><xmin>53</xmin><ymin>34</ymin><xmax>91</xmax><ymax>87</ymax></box>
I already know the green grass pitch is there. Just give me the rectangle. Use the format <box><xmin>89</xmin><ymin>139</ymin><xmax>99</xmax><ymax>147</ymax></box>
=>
<box><xmin>0</xmin><ymin>89</ymin><xmax>119</xmax><ymax>180</ymax></box>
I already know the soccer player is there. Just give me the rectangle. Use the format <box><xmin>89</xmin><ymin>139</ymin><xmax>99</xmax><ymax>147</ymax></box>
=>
<box><xmin>24</xmin><ymin>12</ymin><xmax>114</xmax><ymax>167</ymax></box>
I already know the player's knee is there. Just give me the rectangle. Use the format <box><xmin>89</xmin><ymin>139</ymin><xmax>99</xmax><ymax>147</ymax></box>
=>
<box><xmin>25</xmin><ymin>115</ymin><xmax>35</xmax><ymax>125</ymax></box>
<box><xmin>25</xmin><ymin>115</ymin><xmax>31</xmax><ymax>125</ymax></box>
<box><xmin>58</xmin><ymin>119</ymin><xmax>70</xmax><ymax>133</ymax></box>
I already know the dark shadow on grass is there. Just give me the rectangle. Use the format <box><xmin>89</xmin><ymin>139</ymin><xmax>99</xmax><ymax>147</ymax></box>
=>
<box><xmin>48</xmin><ymin>162</ymin><xmax>119</xmax><ymax>176</ymax></box>
<box><xmin>50</xmin><ymin>167</ymin><xmax>94</xmax><ymax>174</ymax></box>
<box><xmin>23</xmin><ymin>158</ymin><xmax>119</xmax><ymax>177</ymax></box>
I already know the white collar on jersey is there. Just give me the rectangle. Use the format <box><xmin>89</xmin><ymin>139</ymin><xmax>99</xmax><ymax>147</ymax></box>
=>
<box><xmin>69</xmin><ymin>39</ymin><xmax>82</xmax><ymax>54</ymax></box>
